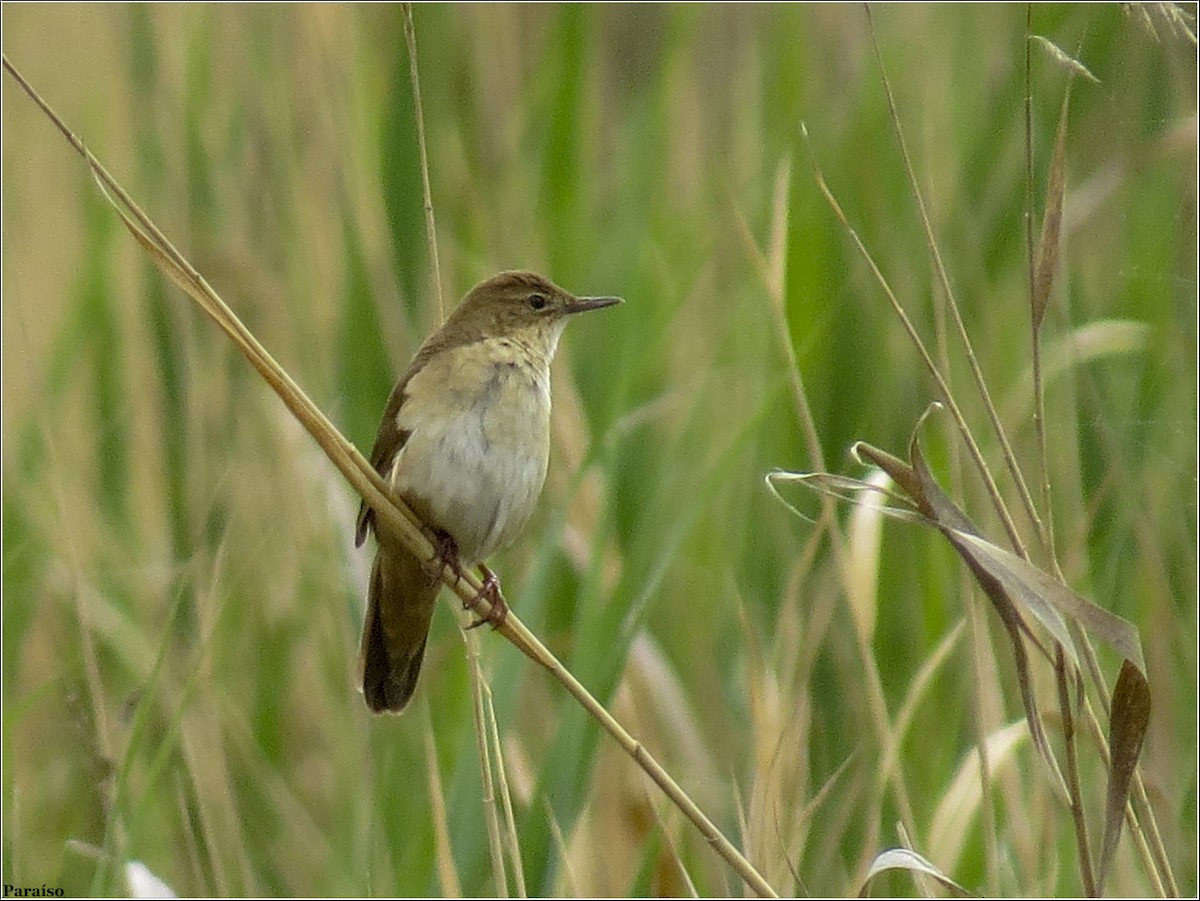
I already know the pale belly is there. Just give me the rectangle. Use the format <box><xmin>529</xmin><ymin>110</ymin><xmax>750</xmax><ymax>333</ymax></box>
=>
<box><xmin>388</xmin><ymin>350</ymin><xmax>551</xmax><ymax>563</ymax></box>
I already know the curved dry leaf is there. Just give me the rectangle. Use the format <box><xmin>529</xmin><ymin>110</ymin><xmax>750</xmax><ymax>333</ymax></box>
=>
<box><xmin>858</xmin><ymin>847</ymin><xmax>977</xmax><ymax>898</ymax></box>
<box><xmin>897</xmin><ymin>430</ymin><xmax>1147</xmax><ymax>680</ymax></box>
<box><xmin>851</xmin><ymin>438</ymin><xmax>1064</xmax><ymax>793</ymax></box>
<box><xmin>851</xmin><ymin>430</ymin><xmax>1155</xmax><ymax>823</ymax></box>
<box><xmin>946</xmin><ymin>530</ymin><xmax>1145</xmax><ymax>676</ymax></box>
<box><xmin>765</xmin><ymin>469</ymin><xmax>923</xmax><ymax>525</ymax></box>
<box><xmin>903</xmin><ymin>439</ymin><xmax>1070</xmax><ymax>800</ymax></box>
<box><xmin>853</xmin><ymin>440</ymin><xmax>923</xmax><ymax>507</ymax></box>
<box><xmin>817</xmin><ymin>422</ymin><xmax>1156</xmax><ymax>891</ymax></box>
<box><xmin>1096</xmin><ymin>659</ymin><xmax>1152</xmax><ymax>894</ymax></box>
<box><xmin>948</xmin><ymin>531</ymin><xmax>1078</xmax><ymax>664</ymax></box>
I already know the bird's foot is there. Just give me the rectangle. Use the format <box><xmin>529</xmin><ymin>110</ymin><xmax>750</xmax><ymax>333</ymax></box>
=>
<box><xmin>428</xmin><ymin>531</ymin><xmax>466</xmax><ymax>582</ymax></box>
<box><xmin>464</xmin><ymin>563</ymin><xmax>508</xmax><ymax>630</ymax></box>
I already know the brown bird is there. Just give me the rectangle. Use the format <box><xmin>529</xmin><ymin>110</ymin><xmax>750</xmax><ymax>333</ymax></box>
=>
<box><xmin>355</xmin><ymin>271</ymin><xmax>622</xmax><ymax>713</ymax></box>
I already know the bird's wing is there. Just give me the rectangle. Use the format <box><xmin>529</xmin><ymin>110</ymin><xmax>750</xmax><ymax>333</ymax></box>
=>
<box><xmin>355</xmin><ymin>376</ymin><xmax>412</xmax><ymax>547</ymax></box>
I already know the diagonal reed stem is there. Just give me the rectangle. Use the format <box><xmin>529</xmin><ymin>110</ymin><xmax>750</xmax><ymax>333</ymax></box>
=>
<box><xmin>2</xmin><ymin>51</ymin><xmax>778</xmax><ymax>900</ymax></box>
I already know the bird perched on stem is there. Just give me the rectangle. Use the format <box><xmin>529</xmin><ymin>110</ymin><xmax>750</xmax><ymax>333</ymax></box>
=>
<box><xmin>355</xmin><ymin>270</ymin><xmax>622</xmax><ymax>713</ymax></box>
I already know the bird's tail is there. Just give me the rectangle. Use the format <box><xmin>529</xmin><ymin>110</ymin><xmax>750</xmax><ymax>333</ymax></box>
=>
<box><xmin>359</xmin><ymin>542</ymin><xmax>440</xmax><ymax>713</ymax></box>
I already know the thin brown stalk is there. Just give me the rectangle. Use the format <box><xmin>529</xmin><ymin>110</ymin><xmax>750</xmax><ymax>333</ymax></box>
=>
<box><xmin>1024</xmin><ymin>5</ymin><xmax>1058</xmax><ymax>572</ymax></box>
<box><xmin>402</xmin><ymin>3</ymin><xmax>445</xmax><ymax>321</ymax></box>
<box><xmin>1022</xmin><ymin>23</ymin><xmax>1174</xmax><ymax>895</ymax></box>
<box><xmin>1056</xmin><ymin>647</ymin><xmax>1096</xmax><ymax>895</ymax></box>
<box><xmin>1024</xmin><ymin>21</ymin><xmax>1094</xmax><ymax>890</ymax></box>
<box><xmin>863</xmin><ymin>5</ymin><xmax>1043</xmax><ymax>563</ymax></box>
<box><xmin>1131</xmin><ymin>773</ymin><xmax>1176</xmax><ymax>897</ymax></box>
<box><xmin>801</xmin><ymin>127</ymin><xmax>1024</xmax><ymax>563</ymax></box>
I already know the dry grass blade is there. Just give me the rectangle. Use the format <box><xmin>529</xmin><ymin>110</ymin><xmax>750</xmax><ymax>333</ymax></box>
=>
<box><xmin>402</xmin><ymin>3</ymin><xmax>444</xmax><ymax>322</ymax></box>
<box><xmin>1096</xmin><ymin>661</ymin><xmax>1152</xmax><ymax>895</ymax></box>
<box><xmin>1056</xmin><ymin>645</ymin><xmax>1097</xmax><ymax>895</ymax></box>
<box><xmin>765</xmin><ymin>469</ymin><xmax>924</xmax><ymax>526</ymax></box>
<box><xmin>423</xmin><ymin>721</ymin><xmax>464</xmax><ymax>896</ymax></box>
<box><xmin>874</xmin><ymin>623</ymin><xmax>966</xmax><ymax>798</ymax></box>
<box><xmin>738</xmin><ymin>155</ymin><xmax>827</xmax><ymax>473</ymax></box>
<box><xmin>1032</xmin><ymin>84</ymin><xmax>1073</xmax><ymax>332</ymax></box>
<box><xmin>485</xmin><ymin>691</ymin><xmax>528</xmax><ymax>898</ymax></box>
<box><xmin>403</xmin><ymin>12</ymin><xmax>530</xmax><ymax>891</ymax></box>
<box><xmin>466</xmin><ymin>646</ymin><xmax>509</xmax><ymax>896</ymax></box>
<box><xmin>2</xmin><ymin>56</ymin><xmax>436</xmax><ymax>584</ymax></box>
<box><xmin>2</xmin><ymin>51</ymin><xmax>779</xmax><ymax>900</ymax></box>
<box><xmin>1131</xmin><ymin>2</ymin><xmax>1199</xmax><ymax>44</ymax></box>
<box><xmin>1002</xmin><ymin>320</ymin><xmax>1152</xmax><ymax>421</ymax></box>
<box><xmin>945</xmin><ymin>532</ymin><xmax>1146</xmax><ymax>676</ymax></box>
<box><xmin>857</xmin><ymin>847</ymin><xmax>977</xmax><ymax>899</ymax></box>
<box><xmin>1030</xmin><ymin>36</ymin><xmax>1101</xmax><ymax>84</ymax></box>
<box><xmin>952</xmin><ymin>532</ymin><xmax>1076</xmax><ymax>663</ymax></box>
<box><xmin>843</xmin><ymin>469</ymin><xmax>891</xmax><ymax>644</ymax></box>
<box><xmin>927</xmin><ymin>721</ymin><xmax>1029</xmax><ymax>873</ymax></box>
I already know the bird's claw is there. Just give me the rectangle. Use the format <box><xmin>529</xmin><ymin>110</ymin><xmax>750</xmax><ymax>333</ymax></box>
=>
<box><xmin>464</xmin><ymin>564</ymin><xmax>507</xmax><ymax>630</ymax></box>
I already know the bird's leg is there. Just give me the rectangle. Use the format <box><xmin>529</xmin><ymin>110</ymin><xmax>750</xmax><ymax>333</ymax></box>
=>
<box><xmin>464</xmin><ymin>562</ymin><xmax>508</xmax><ymax>630</ymax></box>
<box><xmin>424</xmin><ymin>534</ymin><xmax>506</xmax><ymax>628</ymax></box>
<box><xmin>427</xmin><ymin>530</ymin><xmax>466</xmax><ymax>583</ymax></box>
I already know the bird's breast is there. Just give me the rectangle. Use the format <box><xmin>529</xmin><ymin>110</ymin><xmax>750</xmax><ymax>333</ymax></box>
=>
<box><xmin>388</xmin><ymin>342</ymin><xmax>552</xmax><ymax>563</ymax></box>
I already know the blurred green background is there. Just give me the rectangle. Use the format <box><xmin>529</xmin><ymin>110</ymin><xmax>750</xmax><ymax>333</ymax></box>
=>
<box><xmin>2</xmin><ymin>4</ymin><xmax>1195</xmax><ymax>897</ymax></box>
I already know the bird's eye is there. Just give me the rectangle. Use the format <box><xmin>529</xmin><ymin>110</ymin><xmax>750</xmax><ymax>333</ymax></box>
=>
<box><xmin>527</xmin><ymin>293</ymin><xmax>548</xmax><ymax>311</ymax></box>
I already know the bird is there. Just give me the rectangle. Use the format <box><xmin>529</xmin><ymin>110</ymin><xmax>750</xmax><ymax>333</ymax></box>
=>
<box><xmin>355</xmin><ymin>270</ymin><xmax>622</xmax><ymax>713</ymax></box>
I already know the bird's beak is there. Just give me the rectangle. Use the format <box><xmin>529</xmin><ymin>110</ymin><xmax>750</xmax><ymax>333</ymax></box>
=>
<box><xmin>567</xmin><ymin>295</ymin><xmax>624</xmax><ymax>314</ymax></box>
